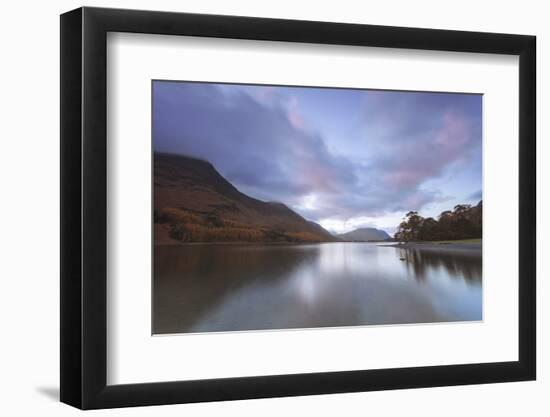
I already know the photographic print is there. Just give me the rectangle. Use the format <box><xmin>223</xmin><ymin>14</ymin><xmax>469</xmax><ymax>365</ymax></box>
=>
<box><xmin>152</xmin><ymin>81</ymin><xmax>482</xmax><ymax>335</ymax></box>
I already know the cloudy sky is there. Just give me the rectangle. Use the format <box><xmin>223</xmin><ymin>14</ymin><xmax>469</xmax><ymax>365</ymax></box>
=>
<box><xmin>153</xmin><ymin>81</ymin><xmax>482</xmax><ymax>235</ymax></box>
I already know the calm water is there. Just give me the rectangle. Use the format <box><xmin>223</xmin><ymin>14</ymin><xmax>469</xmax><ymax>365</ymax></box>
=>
<box><xmin>153</xmin><ymin>243</ymin><xmax>482</xmax><ymax>334</ymax></box>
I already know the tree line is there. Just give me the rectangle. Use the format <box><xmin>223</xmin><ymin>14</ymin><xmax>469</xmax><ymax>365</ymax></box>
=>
<box><xmin>154</xmin><ymin>206</ymin><xmax>328</xmax><ymax>243</ymax></box>
<box><xmin>394</xmin><ymin>201</ymin><xmax>482</xmax><ymax>242</ymax></box>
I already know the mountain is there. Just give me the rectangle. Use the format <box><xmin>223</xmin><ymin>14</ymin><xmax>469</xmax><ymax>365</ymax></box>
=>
<box><xmin>154</xmin><ymin>153</ymin><xmax>336</xmax><ymax>244</ymax></box>
<box><xmin>337</xmin><ymin>227</ymin><xmax>391</xmax><ymax>242</ymax></box>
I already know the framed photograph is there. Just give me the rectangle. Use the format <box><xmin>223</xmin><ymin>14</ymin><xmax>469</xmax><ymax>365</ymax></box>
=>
<box><xmin>60</xmin><ymin>7</ymin><xmax>536</xmax><ymax>409</ymax></box>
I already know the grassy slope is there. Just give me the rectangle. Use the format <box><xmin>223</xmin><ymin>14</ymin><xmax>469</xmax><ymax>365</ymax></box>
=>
<box><xmin>154</xmin><ymin>153</ymin><xmax>336</xmax><ymax>244</ymax></box>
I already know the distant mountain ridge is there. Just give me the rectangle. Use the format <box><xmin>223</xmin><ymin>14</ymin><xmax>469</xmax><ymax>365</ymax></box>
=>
<box><xmin>154</xmin><ymin>153</ymin><xmax>336</xmax><ymax>243</ymax></box>
<box><xmin>337</xmin><ymin>227</ymin><xmax>391</xmax><ymax>242</ymax></box>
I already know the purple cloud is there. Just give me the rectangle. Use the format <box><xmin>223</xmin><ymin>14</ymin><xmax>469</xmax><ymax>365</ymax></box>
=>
<box><xmin>153</xmin><ymin>82</ymin><xmax>482</xmax><ymax>226</ymax></box>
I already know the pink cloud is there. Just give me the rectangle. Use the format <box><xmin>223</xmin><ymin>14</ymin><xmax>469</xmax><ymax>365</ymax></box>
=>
<box><xmin>434</xmin><ymin>112</ymin><xmax>470</xmax><ymax>149</ymax></box>
<box><xmin>286</xmin><ymin>96</ymin><xmax>305</xmax><ymax>129</ymax></box>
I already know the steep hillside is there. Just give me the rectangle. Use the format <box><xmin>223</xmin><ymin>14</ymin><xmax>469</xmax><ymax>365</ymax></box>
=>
<box><xmin>154</xmin><ymin>153</ymin><xmax>336</xmax><ymax>244</ymax></box>
<box><xmin>337</xmin><ymin>227</ymin><xmax>391</xmax><ymax>242</ymax></box>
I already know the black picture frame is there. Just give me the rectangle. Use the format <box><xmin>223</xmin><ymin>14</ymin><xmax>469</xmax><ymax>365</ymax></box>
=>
<box><xmin>60</xmin><ymin>6</ymin><xmax>536</xmax><ymax>410</ymax></box>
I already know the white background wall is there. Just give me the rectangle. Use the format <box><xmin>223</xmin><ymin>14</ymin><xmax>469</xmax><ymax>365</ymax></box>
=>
<box><xmin>0</xmin><ymin>0</ymin><xmax>546</xmax><ymax>415</ymax></box>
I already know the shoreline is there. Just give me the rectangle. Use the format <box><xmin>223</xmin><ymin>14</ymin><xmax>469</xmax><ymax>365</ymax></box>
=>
<box><xmin>381</xmin><ymin>241</ymin><xmax>482</xmax><ymax>256</ymax></box>
<box><xmin>154</xmin><ymin>240</ymin><xmax>391</xmax><ymax>247</ymax></box>
<box><xmin>154</xmin><ymin>240</ymin><xmax>482</xmax><ymax>255</ymax></box>
<box><xmin>154</xmin><ymin>240</ymin><xmax>338</xmax><ymax>247</ymax></box>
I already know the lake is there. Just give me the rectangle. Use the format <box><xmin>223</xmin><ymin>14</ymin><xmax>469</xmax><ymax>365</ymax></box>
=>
<box><xmin>153</xmin><ymin>242</ymin><xmax>482</xmax><ymax>334</ymax></box>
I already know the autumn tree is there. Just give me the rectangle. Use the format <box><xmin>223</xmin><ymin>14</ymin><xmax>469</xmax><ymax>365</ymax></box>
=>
<box><xmin>395</xmin><ymin>211</ymin><xmax>424</xmax><ymax>242</ymax></box>
<box><xmin>394</xmin><ymin>201</ymin><xmax>482</xmax><ymax>242</ymax></box>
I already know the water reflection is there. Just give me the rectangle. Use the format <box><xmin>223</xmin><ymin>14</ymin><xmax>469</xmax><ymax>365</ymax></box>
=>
<box><xmin>396</xmin><ymin>247</ymin><xmax>482</xmax><ymax>283</ymax></box>
<box><xmin>153</xmin><ymin>243</ymin><xmax>482</xmax><ymax>334</ymax></box>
